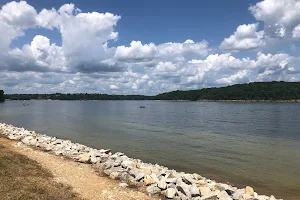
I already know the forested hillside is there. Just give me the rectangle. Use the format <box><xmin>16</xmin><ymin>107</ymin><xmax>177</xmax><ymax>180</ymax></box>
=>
<box><xmin>155</xmin><ymin>81</ymin><xmax>300</xmax><ymax>101</ymax></box>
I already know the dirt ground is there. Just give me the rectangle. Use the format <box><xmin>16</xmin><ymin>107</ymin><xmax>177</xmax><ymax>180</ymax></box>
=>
<box><xmin>0</xmin><ymin>138</ymin><xmax>160</xmax><ymax>200</ymax></box>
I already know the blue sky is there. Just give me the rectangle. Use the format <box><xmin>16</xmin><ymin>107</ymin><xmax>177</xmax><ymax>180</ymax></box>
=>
<box><xmin>0</xmin><ymin>0</ymin><xmax>300</xmax><ymax>94</ymax></box>
<box><xmin>8</xmin><ymin>0</ymin><xmax>259</xmax><ymax>47</ymax></box>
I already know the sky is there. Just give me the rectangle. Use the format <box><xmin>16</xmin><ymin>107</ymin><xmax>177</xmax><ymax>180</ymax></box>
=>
<box><xmin>0</xmin><ymin>0</ymin><xmax>300</xmax><ymax>95</ymax></box>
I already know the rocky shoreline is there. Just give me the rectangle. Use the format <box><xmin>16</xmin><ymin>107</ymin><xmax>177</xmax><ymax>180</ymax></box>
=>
<box><xmin>0</xmin><ymin>123</ymin><xmax>281</xmax><ymax>200</ymax></box>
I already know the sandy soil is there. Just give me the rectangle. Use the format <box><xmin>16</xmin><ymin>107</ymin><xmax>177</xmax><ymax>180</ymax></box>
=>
<box><xmin>0</xmin><ymin>138</ymin><xmax>160</xmax><ymax>200</ymax></box>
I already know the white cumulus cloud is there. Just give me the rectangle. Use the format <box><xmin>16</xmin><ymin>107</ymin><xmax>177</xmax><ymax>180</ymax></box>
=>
<box><xmin>220</xmin><ymin>23</ymin><xmax>265</xmax><ymax>52</ymax></box>
<box><xmin>249</xmin><ymin>0</ymin><xmax>300</xmax><ymax>38</ymax></box>
<box><xmin>292</xmin><ymin>25</ymin><xmax>300</xmax><ymax>38</ymax></box>
<box><xmin>36</xmin><ymin>4</ymin><xmax>121</xmax><ymax>73</ymax></box>
<box><xmin>115</xmin><ymin>41</ymin><xmax>157</xmax><ymax>62</ymax></box>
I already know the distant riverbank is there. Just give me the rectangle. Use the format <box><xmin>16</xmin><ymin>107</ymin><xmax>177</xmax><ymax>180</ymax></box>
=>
<box><xmin>5</xmin><ymin>98</ymin><xmax>300</xmax><ymax>102</ymax></box>
<box><xmin>3</xmin><ymin>81</ymin><xmax>300</xmax><ymax>102</ymax></box>
<box><xmin>154</xmin><ymin>99</ymin><xmax>300</xmax><ymax>102</ymax></box>
<box><xmin>199</xmin><ymin>99</ymin><xmax>300</xmax><ymax>102</ymax></box>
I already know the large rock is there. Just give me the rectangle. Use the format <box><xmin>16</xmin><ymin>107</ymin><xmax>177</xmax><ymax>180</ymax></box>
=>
<box><xmin>127</xmin><ymin>175</ymin><xmax>139</xmax><ymax>187</ymax></box>
<box><xmin>103</xmin><ymin>159</ymin><xmax>114</xmax><ymax>169</ymax></box>
<box><xmin>90</xmin><ymin>156</ymin><xmax>100</xmax><ymax>164</ymax></box>
<box><xmin>256</xmin><ymin>195</ymin><xmax>271</xmax><ymax>200</ymax></box>
<box><xmin>113</xmin><ymin>158</ymin><xmax>122</xmax><ymax>167</ymax></box>
<box><xmin>241</xmin><ymin>194</ymin><xmax>253</xmax><ymax>199</ymax></box>
<box><xmin>144</xmin><ymin>175</ymin><xmax>154</xmax><ymax>186</ymax></box>
<box><xmin>8</xmin><ymin>134</ymin><xmax>21</xmax><ymax>140</ymax></box>
<box><xmin>157</xmin><ymin>180</ymin><xmax>167</xmax><ymax>190</ymax></box>
<box><xmin>232</xmin><ymin>189</ymin><xmax>245</xmax><ymax>200</ymax></box>
<box><xmin>115</xmin><ymin>152</ymin><xmax>125</xmax><ymax>157</ymax></box>
<box><xmin>150</xmin><ymin>174</ymin><xmax>160</xmax><ymax>183</ymax></box>
<box><xmin>29</xmin><ymin>138</ymin><xmax>38</xmax><ymax>146</ymax></box>
<box><xmin>151</xmin><ymin>168</ymin><xmax>161</xmax><ymax>175</ymax></box>
<box><xmin>190</xmin><ymin>185</ymin><xmax>200</xmax><ymax>197</ymax></box>
<box><xmin>99</xmin><ymin>149</ymin><xmax>110</xmax><ymax>154</ymax></box>
<box><xmin>146</xmin><ymin>184</ymin><xmax>161</xmax><ymax>195</ymax></box>
<box><xmin>135</xmin><ymin>173</ymin><xmax>144</xmax><ymax>181</ymax></box>
<box><xmin>166</xmin><ymin>177</ymin><xmax>177</xmax><ymax>183</ymax></box>
<box><xmin>177</xmin><ymin>182</ymin><xmax>192</xmax><ymax>199</ymax></box>
<box><xmin>93</xmin><ymin>161</ymin><xmax>105</xmax><ymax>172</ymax></box>
<box><xmin>79</xmin><ymin>154</ymin><xmax>90</xmax><ymax>163</ymax></box>
<box><xmin>21</xmin><ymin>136</ymin><xmax>34</xmax><ymax>145</ymax></box>
<box><xmin>104</xmin><ymin>168</ymin><xmax>113</xmax><ymax>176</ymax></box>
<box><xmin>182</xmin><ymin>174</ymin><xmax>197</xmax><ymax>184</ymax></box>
<box><xmin>119</xmin><ymin>172</ymin><xmax>131</xmax><ymax>181</ymax></box>
<box><xmin>109</xmin><ymin>171</ymin><xmax>120</xmax><ymax>179</ymax></box>
<box><xmin>128</xmin><ymin>168</ymin><xmax>143</xmax><ymax>181</ymax></box>
<box><xmin>200</xmin><ymin>194</ymin><xmax>218</xmax><ymax>200</ymax></box>
<box><xmin>193</xmin><ymin>173</ymin><xmax>203</xmax><ymax>180</ymax></box>
<box><xmin>196</xmin><ymin>180</ymin><xmax>207</xmax><ymax>187</ymax></box>
<box><xmin>177</xmin><ymin>191</ymin><xmax>188</xmax><ymax>200</ymax></box>
<box><xmin>214</xmin><ymin>183</ymin><xmax>236</xmax><ymax>195</ymax></box>
<box><xmin>168</xmin><ymin>183</ymin><xmax>177</xmax><ymax>189</ymax></box>
<box><xmin>245</xmin><ymin>186</ymin><xmax>254</xmax><ymax>196</ymax></box>
<box><xmin>269</xmin><ymin>195</ymin><xmax>277</xmax><ymax>200</ymax></box>
<box><xmin>45</xmin><ymin>144</ymin><xmax>54</xmax><ymax>151</ymax></box>
<box><xmin>143</xmin><ymin>168</ymin><xmax>152</xmax><ymax>175</ymax></box>
<box><xmin>120</xmin><ymin>160</ymin><xmax>131</xmax><ymax>167</ymax></box>
<box><xmin>199</xmin><ymin>186</ymin><xmax>211</xmax><ymax>196</ymax></box>
<box><xmin>130</xmin><ymin>161</ymin><xmax>137</xmax><ymax>168</ymax></box>
<box><xmin>218</xmin><ymin>191</ymin><xmax>232</xmax><ymax>200</ymax></box>
<box><xmin>165</xmin><ymin>188</ymin><xmax>177</xmax><ymax>199</ymax></box>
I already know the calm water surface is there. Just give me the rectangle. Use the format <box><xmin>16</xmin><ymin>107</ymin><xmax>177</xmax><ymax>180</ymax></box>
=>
<box><xmin>0</xmin><ymin>100</ymin><xmax>299</xmax><ymax>199</ymax></box>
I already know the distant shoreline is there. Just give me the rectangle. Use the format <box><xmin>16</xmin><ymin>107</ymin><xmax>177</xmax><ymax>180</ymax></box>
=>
<box><xmin>5</xmin><ymin>99</ymin><xmax>300</xmax><ymax>102</ymax></box>
<box><xmin>199</xmin><ymin>99</ymin><xmax>300</xmax><ymax>103</ymax></box>
<box><xmin>3</xmin><ymin>81</ymin><xmax>300</xmax><ymax>102</ymax></box>
<box><xmin>155</xmin><ymin>99</ymin><xmax>300</xmax><ymax>102</ymax></box>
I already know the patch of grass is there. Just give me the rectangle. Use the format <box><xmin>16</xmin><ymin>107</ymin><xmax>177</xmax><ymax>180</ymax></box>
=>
<box><xmin>0</xmin><ymin>145</ymin><xmax>82</xmax><ymax>200</ymax></box>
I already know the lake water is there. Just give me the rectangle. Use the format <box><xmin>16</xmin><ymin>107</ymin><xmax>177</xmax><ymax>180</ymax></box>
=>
<box><xmin>0</xmin><ymin>100</ymin><xmax>299</xmax><ymax>199</ymax></box>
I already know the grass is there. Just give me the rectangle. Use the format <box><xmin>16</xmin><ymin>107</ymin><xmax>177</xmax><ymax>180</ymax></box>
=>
<box><xmin>0</xmin><ymin>143</ymin><xmax>82</xmax><ymax>200</ymax></box>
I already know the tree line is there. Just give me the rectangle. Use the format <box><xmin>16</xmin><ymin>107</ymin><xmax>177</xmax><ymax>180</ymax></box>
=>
<box><xmin>3</xmin><ymin>81</ymin><xmax>300</xmax><ymax>101</ymax></box>
<box><xmin>5</xmin><ymin>93</ymin><xmax>154</xmax><ymax>101</ymax></box>
<box><xmin>0</xmin><ymin>90</ymin><xmax>4</xmax><ymax>102</ymax></box>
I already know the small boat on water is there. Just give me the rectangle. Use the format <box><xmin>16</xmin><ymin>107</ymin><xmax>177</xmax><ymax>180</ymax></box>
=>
<box><xmin>140</xmin><ymin>106</ymin><xmax>146</xmax><ymax>108</ymax></box>
<box><xmin>23</xmin><ymin>103</ymin><xmax>29</xmax><ymax>106</ymax></box>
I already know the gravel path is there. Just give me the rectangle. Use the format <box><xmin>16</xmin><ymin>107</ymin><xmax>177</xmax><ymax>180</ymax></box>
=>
<box><xmin>0</xmin><ymin>138</ymin><xmax>160</xmax><ymax>200</ymax></box>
